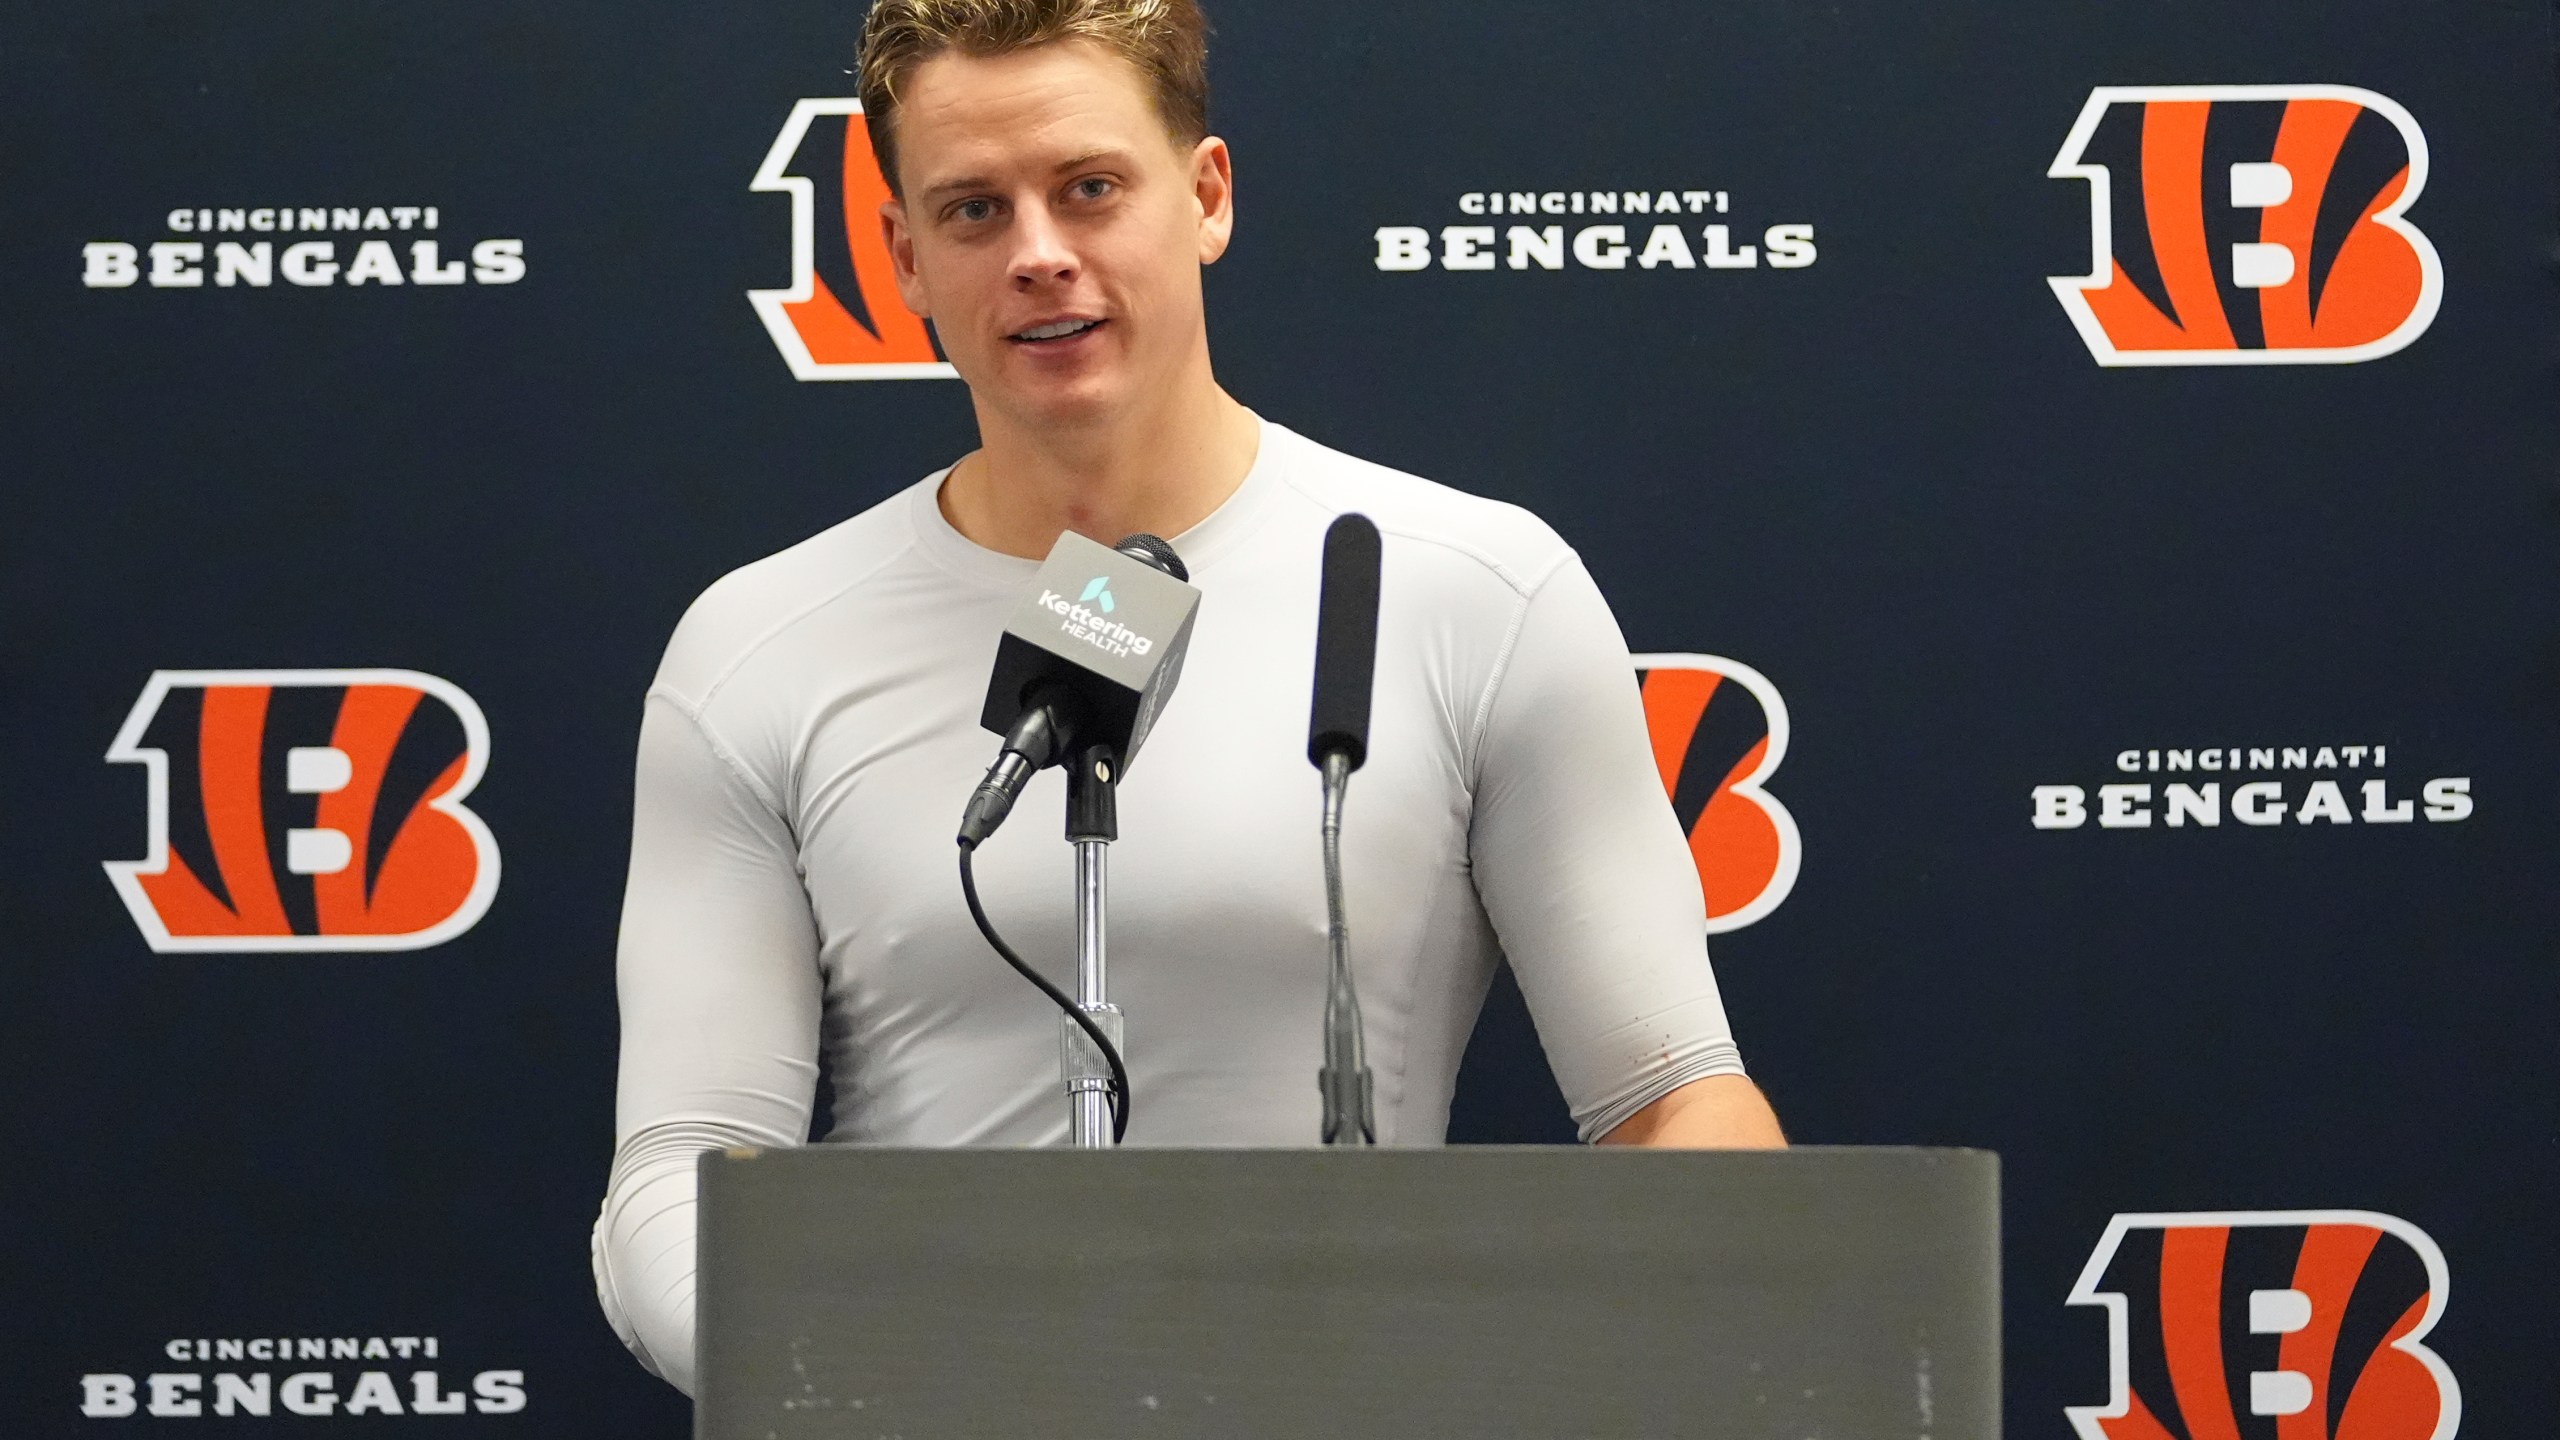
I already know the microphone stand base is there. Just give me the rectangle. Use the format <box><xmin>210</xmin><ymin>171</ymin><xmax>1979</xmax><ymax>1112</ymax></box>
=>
<box><xmin>1319</xmin><ymin>1064</ymin><xmax>1376</xmax><ymax>1147</ymax></box>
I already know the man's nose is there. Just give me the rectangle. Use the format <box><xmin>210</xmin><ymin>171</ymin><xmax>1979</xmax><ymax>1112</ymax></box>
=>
<box><xmin>1010</xmin><ymin>204</ymin><xmax>1077</xmax><ymax>288</ymax></box>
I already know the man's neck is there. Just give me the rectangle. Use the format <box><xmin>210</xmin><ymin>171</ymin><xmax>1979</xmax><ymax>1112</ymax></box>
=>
<box><xmin>938</xmin><ymin>362</ymin><xmax>1262</xmax><ymax>560</ymax></box>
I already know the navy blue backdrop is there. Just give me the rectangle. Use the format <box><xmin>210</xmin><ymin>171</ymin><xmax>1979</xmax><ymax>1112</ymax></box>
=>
<box><xmin>3</xmin><ymin>1</ymin><xmax>2552</xmax><ymax>1434</ymax></box>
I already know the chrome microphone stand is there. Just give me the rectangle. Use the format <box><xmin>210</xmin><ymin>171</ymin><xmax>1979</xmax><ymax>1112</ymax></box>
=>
<box><xmin>1063</xmin><ymin>743</ymin><xmax>1123</xmax><ymax>1147</ymax></box>
<box><xmin>1317</xmin><ymin>749</ymin><xmax>1376</xmax><ymax>1145</ymax></box>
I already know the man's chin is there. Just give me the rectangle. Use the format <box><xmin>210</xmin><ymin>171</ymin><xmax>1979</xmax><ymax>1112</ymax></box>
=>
<box><xmin>987</xmin><ymin>372</ymin><xmax>1131</xmax><ymax>431</ymax></box>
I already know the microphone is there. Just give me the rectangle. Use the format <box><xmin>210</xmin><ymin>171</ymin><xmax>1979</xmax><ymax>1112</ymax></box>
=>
<box><xmin>1307</xmin><ymin>513</ymin><xmax>1381</xmax><ymax>1145</ymax></box>
<box><xmin>1307</xmin><ymin>514</ymin><xmax>1382</xmax><ymax>770</ymax></box>
<box><xmin>958</xmin><ymin>531</ymin><xmax>1199</xmax><ymax>848</ymax></box>
<box><xmin>1111</xmin><ymin>532</ymin><xmax>1188</xmax><ymax>583</ymax></box>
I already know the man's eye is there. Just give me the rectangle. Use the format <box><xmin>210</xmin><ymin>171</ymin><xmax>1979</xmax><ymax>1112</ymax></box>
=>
<box><xmin>1072</xmin><ymin>178</ymin><xmax>1113</xmax><ymax>201</ymax></box>
<box><xmin>953</xmin><ymin>199</ymin><xmax>995</xmax><ymax>223</ymax></box>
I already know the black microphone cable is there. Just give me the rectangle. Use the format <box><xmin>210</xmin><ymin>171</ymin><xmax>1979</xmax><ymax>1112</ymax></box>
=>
<box><xmin>956</xmin><ymin>839</ymin><xmax>1131</xmax><ymax>1143</ymax></box>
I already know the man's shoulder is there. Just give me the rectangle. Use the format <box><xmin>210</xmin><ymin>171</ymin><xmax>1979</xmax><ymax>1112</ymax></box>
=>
<box><xmin>652</xmin><ymin>477</ymin><xmax>933</xmax><ymax>707</ymax></box>
<box><xmin>1266</xmin><ymin>422</ymin><xmax>1575</xmax><ymax>600</ymax></box>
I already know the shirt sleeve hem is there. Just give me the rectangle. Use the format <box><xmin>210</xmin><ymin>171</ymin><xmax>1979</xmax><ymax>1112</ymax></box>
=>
<box><xmin>1570</xmin><ymin>1044</ymin><xmax>1749</xmax><ymax>1144</ymax></box>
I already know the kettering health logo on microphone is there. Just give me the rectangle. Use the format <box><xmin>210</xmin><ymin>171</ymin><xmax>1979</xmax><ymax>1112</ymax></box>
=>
<box><xmin>1041</xmin><ymin>578</ymin><xmax>1156</xmax><ymax>659</ymax></box>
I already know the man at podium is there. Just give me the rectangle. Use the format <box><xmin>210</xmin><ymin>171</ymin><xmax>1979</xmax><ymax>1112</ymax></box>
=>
<box><xmin>595</xmin><ymin>0</ymin><xmax>1785</xmax><ymax>1396</ymax></box>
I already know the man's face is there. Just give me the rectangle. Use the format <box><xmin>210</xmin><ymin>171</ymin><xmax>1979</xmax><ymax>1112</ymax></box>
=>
<box><xmin>883</xmin><ymin>41</ymin><xmax>1232</xmax><ymax>431</ymax></box>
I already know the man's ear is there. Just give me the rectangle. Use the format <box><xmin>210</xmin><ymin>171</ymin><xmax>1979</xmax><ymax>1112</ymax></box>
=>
<box><xmin>883</xmin><ymin>198</ymin><xmax>931</xmax><ymax>317</ymax></box>
<box><xmin>1192</xmin><ymin>136</ymin><xmax>1235</xmax><ymax>265</ymax></box>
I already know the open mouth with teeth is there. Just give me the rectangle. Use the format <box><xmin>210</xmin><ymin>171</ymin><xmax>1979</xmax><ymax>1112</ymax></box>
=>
<box><xmin>1009</xmin><ymin>318</ymin><xmax>1105</xmax><ymax>345</ymax></box>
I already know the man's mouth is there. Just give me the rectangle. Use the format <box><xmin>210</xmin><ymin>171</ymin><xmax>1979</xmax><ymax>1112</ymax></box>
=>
<box><xmin>1009</xmin><ymin>318</ymin><xmax>1104</xmax><ymax>344</ymax></box>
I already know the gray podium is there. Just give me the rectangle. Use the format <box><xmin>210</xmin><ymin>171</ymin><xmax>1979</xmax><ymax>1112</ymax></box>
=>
<box><xmin>696</xmin><ymin>1146</ymin><xmax>1998</xmax><ymax>1439</ymax></box>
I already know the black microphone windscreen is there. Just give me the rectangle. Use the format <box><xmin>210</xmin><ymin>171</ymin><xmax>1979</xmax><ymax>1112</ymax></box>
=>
<box><xmin>1308</xmin><ymin>513</ymin><xmax>1382</xmax><ymax>770</ymax></box>
<box><xmin>1113</xmin><ymin>532</ymin><xmax>1188</xmax><ymax>582</ymax></box>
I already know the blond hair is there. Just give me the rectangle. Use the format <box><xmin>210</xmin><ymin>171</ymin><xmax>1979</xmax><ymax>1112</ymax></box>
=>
<box><xmin>857</xmin><ymin>0</ymin><xmax>1211</xmax><ymax>193</ymax></box>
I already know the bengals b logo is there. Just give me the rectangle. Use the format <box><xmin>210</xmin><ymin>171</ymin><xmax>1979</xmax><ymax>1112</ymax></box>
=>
<box><xmin>2070</xmin><ymin>1211</ymin><xmax>2459</xmax><ymax>1440</ymax></box>
<box><xmin>750</xmin><ymin>99</ymin><xmax>957</xmax><ymax>381</ymax></box>
<box><xmin>2048</xmin><ymin>86</ymin><xmax>2440</xmax><ymax>365</ymax></box>
<box><xmin>1631</xmin><ymin>654</ymin><xmax>1800</xmax><ymax>933</ymax></box>
<box><xmin>104</xmin><ymin>670</ymin><xmax>500</xmax><ymax>952</ymax></box>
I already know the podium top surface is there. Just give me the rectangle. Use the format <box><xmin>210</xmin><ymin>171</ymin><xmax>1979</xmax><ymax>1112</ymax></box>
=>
<box><xmin>698</xmin><ymin>1145</ymin><xmax>1998</xmax><ymax>1440</ymax></box>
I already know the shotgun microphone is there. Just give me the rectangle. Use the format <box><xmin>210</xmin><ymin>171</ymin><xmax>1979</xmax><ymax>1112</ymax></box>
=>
<box><xmin>1307</xmin><ymin>513</ymin><xmax>1381</xmax><ymax>1145</ymax></box>
<box><xmin>1308</xmin><ymin>516</ymin><xmax>1382</xmax><ymax>770</ymax></box>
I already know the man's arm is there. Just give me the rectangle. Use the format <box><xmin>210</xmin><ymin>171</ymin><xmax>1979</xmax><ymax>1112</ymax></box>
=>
<box><xmin>1597</xmin><ymin>1073</ymin><xmax>1786</xmax><ymax>1147</ymax></box>
<box><xmin>1466</xmin><ymin>553</ymin><xmax>1766</xmax><ymax>1142</ymax></box>
<box><xmin>593</xmin><ymin>690</ymin><xmax>822</xmax><ymax>1397</ymax></box>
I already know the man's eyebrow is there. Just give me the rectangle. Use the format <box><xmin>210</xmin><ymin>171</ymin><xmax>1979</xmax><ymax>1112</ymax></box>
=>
<box><xmin>918</xmin><ymin>149</ymin><xmax>1135</xmax><ymax>203</ymax></box>
<box><xmin>919</xmin><ymin>173</ymin><xmax>998</xmax><ymax>203</ymax></box>
<box><xmin>1052</xmin><ymin>147</ymin><xmax>1129</xmax><ymax>172</ymax></box>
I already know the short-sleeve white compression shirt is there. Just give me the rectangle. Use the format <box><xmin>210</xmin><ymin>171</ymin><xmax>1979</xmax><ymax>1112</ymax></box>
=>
<box><xmin>592</xmin><ymin>418</ymin><xmax>1747</xmax><ymax>1393</ymax></box>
